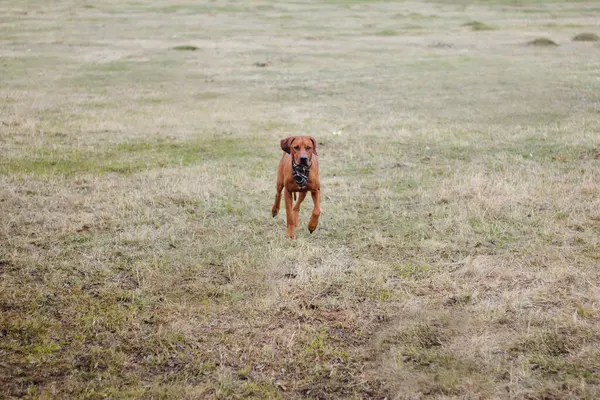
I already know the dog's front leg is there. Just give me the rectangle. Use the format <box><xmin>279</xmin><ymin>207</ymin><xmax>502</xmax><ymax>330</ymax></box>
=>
<box><xmin>293</xmin><ymin>192</ymin><xmax>307</xmax><ymax>228</ymax></box>
<box><xmin>284</xmin><ymin>189</ymin><xmax>296</xmax><ymax>239</ymax></box>
<box><xmin>308</xmin><ymin>189</ymin><xmax>320</xmax><ymax>233</ymax></box>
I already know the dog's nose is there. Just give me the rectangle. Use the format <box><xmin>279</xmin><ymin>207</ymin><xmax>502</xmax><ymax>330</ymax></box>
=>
<box><xmin>300</xmin><ymin>156</ymin><xmax>308</xmax><ymax>165</ymax></box>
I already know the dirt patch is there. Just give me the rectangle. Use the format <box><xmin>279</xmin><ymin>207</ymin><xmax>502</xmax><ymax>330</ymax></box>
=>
<box><xmin>462</xmin><ymin>21</ymin><xmax>493</xmax><ymax>31</ymax></box>
<box><xmin>572</xmin><ymin>33</ymin><xmax>599</xmax><ymax>42</ymax></box>
<box><xmin>171</xmin><ymin>45</ymin><xmax>199</xmax><ymax>51</ymax></box>
<box><xmin>527</xmin><ymin>37</ymin><xmax>558</xmax><ymax>46</ymax></box>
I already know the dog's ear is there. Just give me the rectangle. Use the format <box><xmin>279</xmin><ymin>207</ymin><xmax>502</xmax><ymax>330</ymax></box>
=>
<box><xmin>280</xmin><ymin>137</ymin><xmax>295</xmax><ymax>154</ymax></box>
<box><xmin>309</xmin><ymin>137</ymin><xmax>318</xmax><ymax>155</ymax></box>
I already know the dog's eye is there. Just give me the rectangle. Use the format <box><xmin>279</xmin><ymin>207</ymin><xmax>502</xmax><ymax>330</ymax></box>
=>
<box><xmin>306</xmin><ymin>146</ymin><xmax>312</xmax><ymax>151</ymax></box>
<box><xmin>294</xmin><ymin>146</ymin><xmax>300</xmax><ymax>150</ymax></box>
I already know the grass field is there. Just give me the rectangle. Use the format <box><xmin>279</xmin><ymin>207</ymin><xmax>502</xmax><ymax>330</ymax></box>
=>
<box><xmin>1</xmin><ymin>0</ymin><xmax>600</xmax><ymax>398</ymax></box>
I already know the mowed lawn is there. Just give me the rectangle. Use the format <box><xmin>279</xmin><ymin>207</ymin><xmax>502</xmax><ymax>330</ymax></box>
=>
<box><xmin>1</xmin><ymin>0</ymin><xmax>600</xmax><ymax>398</ymax></box>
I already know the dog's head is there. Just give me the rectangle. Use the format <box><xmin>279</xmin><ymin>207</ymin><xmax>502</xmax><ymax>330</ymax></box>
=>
<box><xmin>280</xmin><ymin>136</ymin><xmax>317</xmax><ymax>166</ymax></box>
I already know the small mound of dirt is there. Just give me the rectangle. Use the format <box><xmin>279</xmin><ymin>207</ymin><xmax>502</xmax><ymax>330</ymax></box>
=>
<box><xmin>172</xmin><ymin>45</ymin><xmax>199</xmax><ymax>51</ymax></box>
<box><xmin>429</xmin><ymin>41</ymin><xmax>453</xmax><ymax>48</ymax></box>
<box><xmin>253</xmin><ymin>61</ymin><xmax>272</xmax><ymax>67</ymax></box>
<box><xmin>462</xmin><ymin>21</ymin><xmax>493</xmax><ymax>31</ymax></box>
<box><xmin>527</xmin><ymin>37</ymin><xmax>558</xmax><ymax>47</ymax></box>
<box><xmin>572</xmin><ymin>33</ymin><xmax>599</xmax><ymax>42</ymax></box>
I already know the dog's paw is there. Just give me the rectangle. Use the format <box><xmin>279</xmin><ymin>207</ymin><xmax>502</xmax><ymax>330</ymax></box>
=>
<box><xmin>308</xmin><ymin>218</ymin><xmax>318</xmax><ymax>233</ymax></box>
<box><xmin>272</xmin><ymin>208</ymin><xmax>279</xmax><ymax>217</ymax></box>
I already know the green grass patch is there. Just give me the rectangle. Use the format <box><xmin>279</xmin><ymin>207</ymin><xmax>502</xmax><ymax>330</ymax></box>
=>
<box><xmin>576</xmin><ymin>305</ymin><xmax>595</xmax><ymax>319</ymax></box>
<box><xmin>242</xmin><ymin>381</ymin><xmax>281</xmax><ymax>399</ymax></box>
<box><xmin>399</xmin><ymin>324</ymin><xmax>446</xmax><ymax>349</ymax></box>
<box><xmin>392</xmin><ymin>263</ymin><xmax>435</xmax><ymax>280</ymax></box>
<box><xmin>65</xmin><ymin>58</ymin><xmax>182</xmax><ymax>88</ymax></box>
<box><xmin>510</xmin><ymin>331</ymin><xmax>572</xmax><ymax>357</ymax></box>
<box><xmin>376</xmin><ymin>29</ymin><xmax>400</xmax><ymax>36</ymax></box>
<box><xmin>397</xmin><ymin>348</ymin><xmax>479</xmax><ymax>395</ymax></box>
<box><xmin>0</xmin><ymin>137</ymin><xmax>255</xmax><ymax>177</ymax></box>
<box><xmin>527</xmin><ymin>356</ymin><xmax>600</xmax><ymax>380</ymax></box>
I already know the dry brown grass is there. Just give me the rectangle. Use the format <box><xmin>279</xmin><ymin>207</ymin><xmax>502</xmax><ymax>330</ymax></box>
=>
<box><xmin>1</xmin><ymin>0</ymin><xmax>600</xmax><ymax>398</ymax></box>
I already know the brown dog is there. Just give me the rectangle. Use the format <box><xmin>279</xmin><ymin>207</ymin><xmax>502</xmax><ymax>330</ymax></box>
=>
<box><xmin>272</xmin><ymin>136</ymin><xmax>320</xmax><ymax>239</ymax></box>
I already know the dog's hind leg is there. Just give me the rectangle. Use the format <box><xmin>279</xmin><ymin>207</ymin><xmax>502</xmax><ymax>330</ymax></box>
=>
<box><xmin>272</xmin><ymin>181</ymin><xmax>284</xmax><ymax>217</ymax></box>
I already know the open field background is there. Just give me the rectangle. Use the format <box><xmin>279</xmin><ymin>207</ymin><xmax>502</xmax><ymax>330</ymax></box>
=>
<box><xmin>1</xmin><ymin>0</ymin><xmax>600</xmax><ymax>398</ymax></box>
